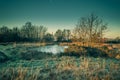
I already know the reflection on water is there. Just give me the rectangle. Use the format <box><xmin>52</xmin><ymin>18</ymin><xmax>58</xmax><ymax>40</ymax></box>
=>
<box><xmin>33</xmin><ymin>45</ymin><xmax>68</xmax><ymax>54</ymax></box>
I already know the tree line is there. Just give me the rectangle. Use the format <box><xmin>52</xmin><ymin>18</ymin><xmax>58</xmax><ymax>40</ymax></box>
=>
<box><xmin>0</xmin><ymin>14</ymin><xmax>109</xmax><ymax>43</ymax></box>
<box><xmin>0</xmin><ymin>22</ymin><xmax>71</xmax><ymax>42</ymax></box>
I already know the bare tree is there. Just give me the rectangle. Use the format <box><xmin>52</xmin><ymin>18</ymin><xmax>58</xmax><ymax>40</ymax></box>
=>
<box><xmin>62</xmin><ymin>29</ymin><xmax>71</xmax><ymax>41</ymax></box>
<box><xmin>37</xmin><ymin>26</ymin><xmax>47</xmax><ymax>42</ymax></box>
<box><xmin>73</xmin><ymin>13</ymin><xmax>108</xmax><ymax>45</ymax></box>
<box><xmin>54</xmin><ymin>29</ymin><xmax>63</xmax><ymax>42</ymax></box>
<box><xmin>87</xmin><ymin>14</ymin><xmax>107</xmax><ymax>43</ymax></box>
<box><xmin>21</xmin><ymin>22</ymin><xmax>34</xmax><ymax>40</ymax></box>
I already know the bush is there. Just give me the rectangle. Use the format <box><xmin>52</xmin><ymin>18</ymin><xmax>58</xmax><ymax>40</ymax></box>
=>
<box><xmin>19</xmin><ymin>50</ymin><xmax>53</xmax><ymax>60</ymax></box>
<box><xmin>0</xmin><ymin>51</ymin><xmax>9</xmax><ymax>63</ymax></box>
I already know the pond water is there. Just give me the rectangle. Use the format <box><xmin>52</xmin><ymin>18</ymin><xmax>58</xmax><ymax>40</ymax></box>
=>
<box><xmin>33</xmin><ymin>45</ymin><xmax>68</xmax><ymax>54</ymax></box>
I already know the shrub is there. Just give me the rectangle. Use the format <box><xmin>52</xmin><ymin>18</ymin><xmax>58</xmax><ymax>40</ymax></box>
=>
<box><xmin>0</xmin><ymin>51</ymin><xmax>9</xmax><ymax>63</ymax></box>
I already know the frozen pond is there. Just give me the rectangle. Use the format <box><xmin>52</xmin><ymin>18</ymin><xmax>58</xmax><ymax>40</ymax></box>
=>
<box><xmin>33</xmin><ymin>45</ymin><xmax>68</xmax><ymax>54</ymax></box>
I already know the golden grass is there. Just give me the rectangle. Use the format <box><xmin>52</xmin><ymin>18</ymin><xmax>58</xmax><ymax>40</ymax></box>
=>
<box><xmin>16</xmin><ymin>42</ymin><xmax>46</xmax><ymax>47</ymax></box>
<box><xmin>0</xmin><ymin>56</ymin><xmax>120</xmax><ymax>80</ymax></box>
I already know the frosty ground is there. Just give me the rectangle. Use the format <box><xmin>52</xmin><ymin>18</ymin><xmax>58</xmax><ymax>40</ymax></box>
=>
<box><xmin>0</xmin><ymin>43</ymin><xmax>120</xmax><ymax>80</ymax></box>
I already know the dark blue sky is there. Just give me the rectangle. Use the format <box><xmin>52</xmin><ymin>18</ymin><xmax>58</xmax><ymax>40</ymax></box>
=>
<box><xmin>0</xmin><ymin>0</ymin><xmax>120</xmax><ymax>38</ymax></box>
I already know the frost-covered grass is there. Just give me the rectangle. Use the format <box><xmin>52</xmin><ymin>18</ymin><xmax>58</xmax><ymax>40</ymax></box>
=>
<box><xmin>0</xmin><ymin>43</ymin><xmax>120</xmax><ymax>80</ymax></box>
<box><xmin>0</xmin><ymin>56</ymin><xmax>120</xmax><ymax>80</ymax></box>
